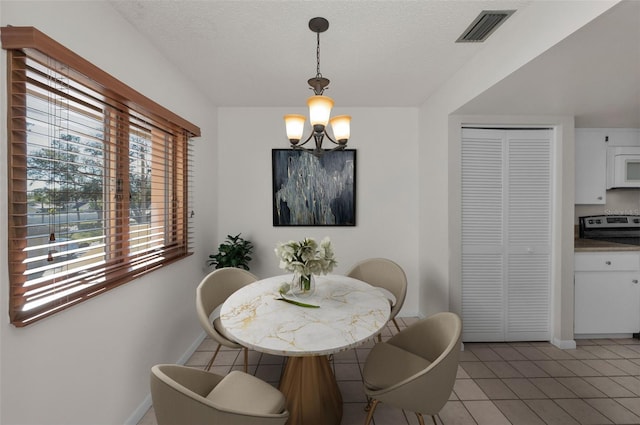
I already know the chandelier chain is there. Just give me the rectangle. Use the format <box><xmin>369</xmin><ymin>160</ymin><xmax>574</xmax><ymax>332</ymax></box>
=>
<box><xmin>316</xmin><ymin>31</ymin><xmax>322</xmax><ymax>78</ymax></box>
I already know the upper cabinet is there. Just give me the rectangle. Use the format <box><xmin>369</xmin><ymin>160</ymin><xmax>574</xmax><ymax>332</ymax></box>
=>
<box><xmin>575</xmin><ymin>129</ymin><xmax>607</xmax><ymax>204</ymax></box>
<box><xmin>575</xmin><ymin>128</ymin><xmax>640</xmax><ymax>204</ymax></box>
<box><xmin>606</xmin><ymin>129</ymin><xmax>640</xmax><ymax>147</ymax></box>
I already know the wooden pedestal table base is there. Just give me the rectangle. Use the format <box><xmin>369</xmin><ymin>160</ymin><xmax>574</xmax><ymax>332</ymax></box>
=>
<box><xmin>279</xmin><ymin>355</ymin><xmax>343</xmax><ymax>425</ymax></box>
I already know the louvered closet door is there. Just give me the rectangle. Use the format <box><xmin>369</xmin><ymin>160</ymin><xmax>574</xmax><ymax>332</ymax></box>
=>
<box><xmin>461</xmin><ymin>130</ymin><xmax>505</xmax><ymax>341</ymax></box>
<box><xmin>506</xmin><ymin>130</ymin><xmax>552</xmax><ymax>341</ymax></box>
<box><xmin>462</xmin><ymin>128</ymin><xmax>552</xmax><ymax>342</ymax></box>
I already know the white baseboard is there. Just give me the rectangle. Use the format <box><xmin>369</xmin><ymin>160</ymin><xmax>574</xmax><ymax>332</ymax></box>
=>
<box><xmin>124</xmin><ymin>394</ymin><xmax>152</xmax><ymax>425</ymax></box>
<box><xmin>177</xmin><ymin>331</ymin><xmax>207</xmax><ymax>365</ymax></box>
<box><xmin>575</xmin><ymin>333</ymin><xmax>635</xmax><ymax>340</ymax></box>
<box><xmin>124</xmin><ymin>331</ymin><xmax>207</xmax><ymax>425</ymax></box>
<box><xmin>552</xmin><ymin>337</ymin><xmax>576</xmax><ymax>350</ymax></box>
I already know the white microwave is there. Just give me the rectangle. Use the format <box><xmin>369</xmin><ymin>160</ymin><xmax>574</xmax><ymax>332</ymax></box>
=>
<box><xmin>607</xmin><ymin>147</ymin><xmax>640</xmax><ymax>189</ymax></box>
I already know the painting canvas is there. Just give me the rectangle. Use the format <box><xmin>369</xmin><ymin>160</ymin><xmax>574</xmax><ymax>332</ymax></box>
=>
<box><xmin>272</xmin><ymin>149</ymin><xmax>356</xmax><ymax>226</ymax></box>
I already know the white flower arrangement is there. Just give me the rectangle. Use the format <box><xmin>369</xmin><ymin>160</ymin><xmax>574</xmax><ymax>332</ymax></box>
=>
<box><xmin>275</xmin><ymin>237</ymin><xmax>337</xmax><ymax>277</ymax></box>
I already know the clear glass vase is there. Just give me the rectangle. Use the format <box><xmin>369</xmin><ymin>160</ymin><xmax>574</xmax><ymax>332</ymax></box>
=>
<box><xmin>290</xmin><ymin>272</ymin><xmax>316</xmax><ymax>298</ymax></box>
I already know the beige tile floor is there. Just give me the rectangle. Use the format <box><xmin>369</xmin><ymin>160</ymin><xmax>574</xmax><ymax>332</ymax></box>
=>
<box><xmin>139</xmin><ymin>317</ymin><xmax>640</xmax><ymax>425</ymax></box>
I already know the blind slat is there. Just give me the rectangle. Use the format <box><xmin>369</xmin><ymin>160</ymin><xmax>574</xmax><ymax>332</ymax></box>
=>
<box><xmin>4</xmin><ymin>27</ymin><xmax>198</xmax><ymax>327</ymax></box>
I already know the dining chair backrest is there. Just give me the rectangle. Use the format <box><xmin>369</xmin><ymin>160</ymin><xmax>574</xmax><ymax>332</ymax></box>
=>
<box><xmin>346</xmin><ymin>258</ymin><xmax>407</xmax><ymax>320</ymax></box>
<box><xmin>196</xmin><ymin>267</ymin><xmax>258</xmax><ymax>344</ymax></box>
<box><xmin>362</xmin><ymin>312</ymin><xmax>462</xmax><ymax>422</ymax></box>
<box><xmin>197</xmin><ymin>267</ymin><xmax>257</xmax><ymax>320</ymax></box>
<box><xmin>150</xmin><ymin>364</ymin><xmax>289</xmax><ymax>425</ymax></box>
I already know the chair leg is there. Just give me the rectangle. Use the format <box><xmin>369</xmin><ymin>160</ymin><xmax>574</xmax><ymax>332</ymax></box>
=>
<box><xmin>363</xmin><ymin>399</ymin><xmax>379</xmax><ymax>425</ymax></box>
<box><xmin>431</xmin><ymin>414</ymin><xmax>439</xmax><ymax>425</ymax></box>
<box><xmin>364</xmin><ymin>396</ymin><xmax>373</xmax><ymax>412</ymax></box>
<box><xmin>415</xmin><ymin>412</ymin><xmax>426</xmax><ymax>425</ymax></box>
<box><xmin>205</xmin><ymin>343</ymin><xmax>222</xmax><ymax>371</ymax></box>
<box><xmin>243</xmin><ymin>347</ymin><xmax>248</xmax><ymax>373</ymax></box>
<box><xmin>392</xmin><ymin>317</ymin><xmax>402</xmax><ymax>333</ymax></box>
<box><xmin>377</xmin><ymin>333</ymin><xmax>382</xmax><ymax>342</ymax></box>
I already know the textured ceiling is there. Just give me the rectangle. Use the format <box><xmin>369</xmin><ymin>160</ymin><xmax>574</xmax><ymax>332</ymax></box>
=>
<box><xmin>456</xmin><ymin>0</ymin><xmax>640</xmax><ymax>128</ymax></box>
<box><xmin>109</xmin><ymin>1</ymin><xmax>639</xmax><ymax>127</ymax></box>
<box><xmin>108</xmin><ymin>0</ymin><xmax>530</xmax><ymax>107</ymax></box>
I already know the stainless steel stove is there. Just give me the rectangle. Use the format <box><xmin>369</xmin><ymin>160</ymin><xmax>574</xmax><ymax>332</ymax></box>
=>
<box><xmin>579</xmin><ymin>215</ymin><xmax>640</xmax><ymax>246</ymax></box>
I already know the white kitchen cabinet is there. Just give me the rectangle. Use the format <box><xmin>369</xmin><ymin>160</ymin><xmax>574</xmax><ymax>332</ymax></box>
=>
<box><xmin>574</xmin><ymin>252</ymin><xmax>640</xmax><ymax>335</ymax></box>
<box><xmin>575</xmin><ymin>129</ymin><xmax>606</xmax><ymax>204</ymax></box>
<box><xmin>605</xmin><ymin>128</ymin><xmax>640</xmax><ymax>147</ymax></box>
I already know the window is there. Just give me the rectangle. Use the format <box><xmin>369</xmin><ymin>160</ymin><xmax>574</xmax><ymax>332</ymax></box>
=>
<box><xmin>2</xmin><ymin>27</ymin><xmax>201</xmax><ymax>326</ymax></box>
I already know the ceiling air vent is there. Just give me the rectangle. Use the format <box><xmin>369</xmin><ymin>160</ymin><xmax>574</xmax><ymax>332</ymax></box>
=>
<box><xmin>456</xmin><ymin>10</ymin><xmax>515</xmax><ymax>43</ymax></box>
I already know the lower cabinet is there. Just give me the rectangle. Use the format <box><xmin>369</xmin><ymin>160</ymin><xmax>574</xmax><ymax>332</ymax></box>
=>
<box><xmin>574</xmin><ymin>252</ymin><xmax>640</xmax><ymax>335</ymax></box>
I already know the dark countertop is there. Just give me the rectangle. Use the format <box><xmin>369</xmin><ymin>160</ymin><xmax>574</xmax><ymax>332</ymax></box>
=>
<box><xmin>575</xmin><ymin>238</ymin><xmax>640</xmax><ymax>252</ymax></box>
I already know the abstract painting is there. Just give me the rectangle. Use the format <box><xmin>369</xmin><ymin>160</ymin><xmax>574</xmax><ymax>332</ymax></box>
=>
<box><xmin>272</xmin><ymin>149</ymin><xmax>356</xmax><ymax>226</ymax></box>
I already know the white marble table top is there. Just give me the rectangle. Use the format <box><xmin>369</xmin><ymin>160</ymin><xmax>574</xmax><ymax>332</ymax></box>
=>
<box><xmin>220</xmin><ymin>274</ymin><xmax>391</xmax><ymax>356</ymax></box>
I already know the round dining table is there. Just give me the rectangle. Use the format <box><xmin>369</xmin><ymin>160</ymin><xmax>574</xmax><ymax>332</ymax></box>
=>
<box><xmin>220</xmin><ymin>274</ymin><xmax>390</xmax><ymax>425</ymax></box>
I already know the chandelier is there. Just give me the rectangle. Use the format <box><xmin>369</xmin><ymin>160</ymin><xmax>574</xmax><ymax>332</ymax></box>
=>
<box><xmin>284</xmin><ymin>17</ymin><xmax>351</xmax><ymax>154</ymax></box>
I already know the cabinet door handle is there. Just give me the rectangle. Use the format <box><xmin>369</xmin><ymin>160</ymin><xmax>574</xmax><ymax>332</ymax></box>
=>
<box><xmin>605</xmin><ymin>261</ymin><xmax>612</xmax><ymax>265</ymax></box>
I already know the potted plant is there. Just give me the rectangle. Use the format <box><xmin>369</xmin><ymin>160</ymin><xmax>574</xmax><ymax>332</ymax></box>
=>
<box><xmin>208</xmin><ymin>233</ymin><xmax>254</xmax><ymax>270</ymax></box>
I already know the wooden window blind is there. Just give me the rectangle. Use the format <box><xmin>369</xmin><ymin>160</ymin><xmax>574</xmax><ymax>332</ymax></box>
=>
<box><xmin>2</xmin><ymin>26</ymin><xmax>201</xmax><ymax>326</ymax></box>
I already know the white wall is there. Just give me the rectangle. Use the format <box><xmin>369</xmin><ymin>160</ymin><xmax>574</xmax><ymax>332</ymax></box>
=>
<box><xmin>217</xmin><ymin>107</ymin><xmax>421</xmax><ymax>315</ymax></box>
<box><xmin>0</xmin><ymin>0</ymin><xmax>624</xmax><ymax>423</ymax></box>
<box><xmin>0</xmin><ymin>2</ymin><xmax>218</xmax><ymax>424</ymax></box>
<box><xmin>417</xmin><ymin>0</ymin><xmax>619</xmax><ymax>342</ymax></box>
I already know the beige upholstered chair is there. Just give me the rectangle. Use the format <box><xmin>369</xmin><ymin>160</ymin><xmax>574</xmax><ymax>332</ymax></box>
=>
<box><xmin>196</xmin><ymin>267</ymin><xmax>258</xmax><ymax>372</ymax></box>
<box><xmin>150</xmin><ymin>364</ymin><xmax>289</xmax><ymax>425</ymax></box>
<box><xmin>362</xmin><ymin>312</ymin><xmax>462</xmax><ymax>425</ymax></box>
<box><xmin>346</xmin><ymin>258</ymin><xmax>407</xmax><ymax>335</ymax></box>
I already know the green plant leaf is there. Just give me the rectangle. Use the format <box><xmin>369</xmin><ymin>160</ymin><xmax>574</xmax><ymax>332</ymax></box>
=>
<box><xmin>275</xmin><ymin>297</ymin><xmax>320</xmax><ymax>308</ymax></box>
<box><xmin>208</xmin><ymin>233</ymin><xmax>254</xmax><ymax>270</ymax></box>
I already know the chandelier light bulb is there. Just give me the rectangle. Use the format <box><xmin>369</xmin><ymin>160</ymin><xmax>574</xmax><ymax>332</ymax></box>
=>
<box><xmin>330</xmin><ymin>115</ymin><xmax>351</xmax><ymax>143</ymax></box>
<box><xmin>284</xmin><ymin>114</ymin><xmax>306</xmax><ymax>143</ymax></box>
<box><xmin>307</xmin><ymin>95</ymin><xmax>334</xmax><ymax>129</ymax></box>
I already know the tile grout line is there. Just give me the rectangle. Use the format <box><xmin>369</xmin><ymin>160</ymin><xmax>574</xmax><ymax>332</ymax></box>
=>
<box><xmin>463</xmin><ymin>342</ymin><xmax>640</xmax><ymax>425</ymax></box>
<box><xmin>141</xmin><ymin>320</ymin><xmax>640</xmax><ymax>425</ymax></box>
